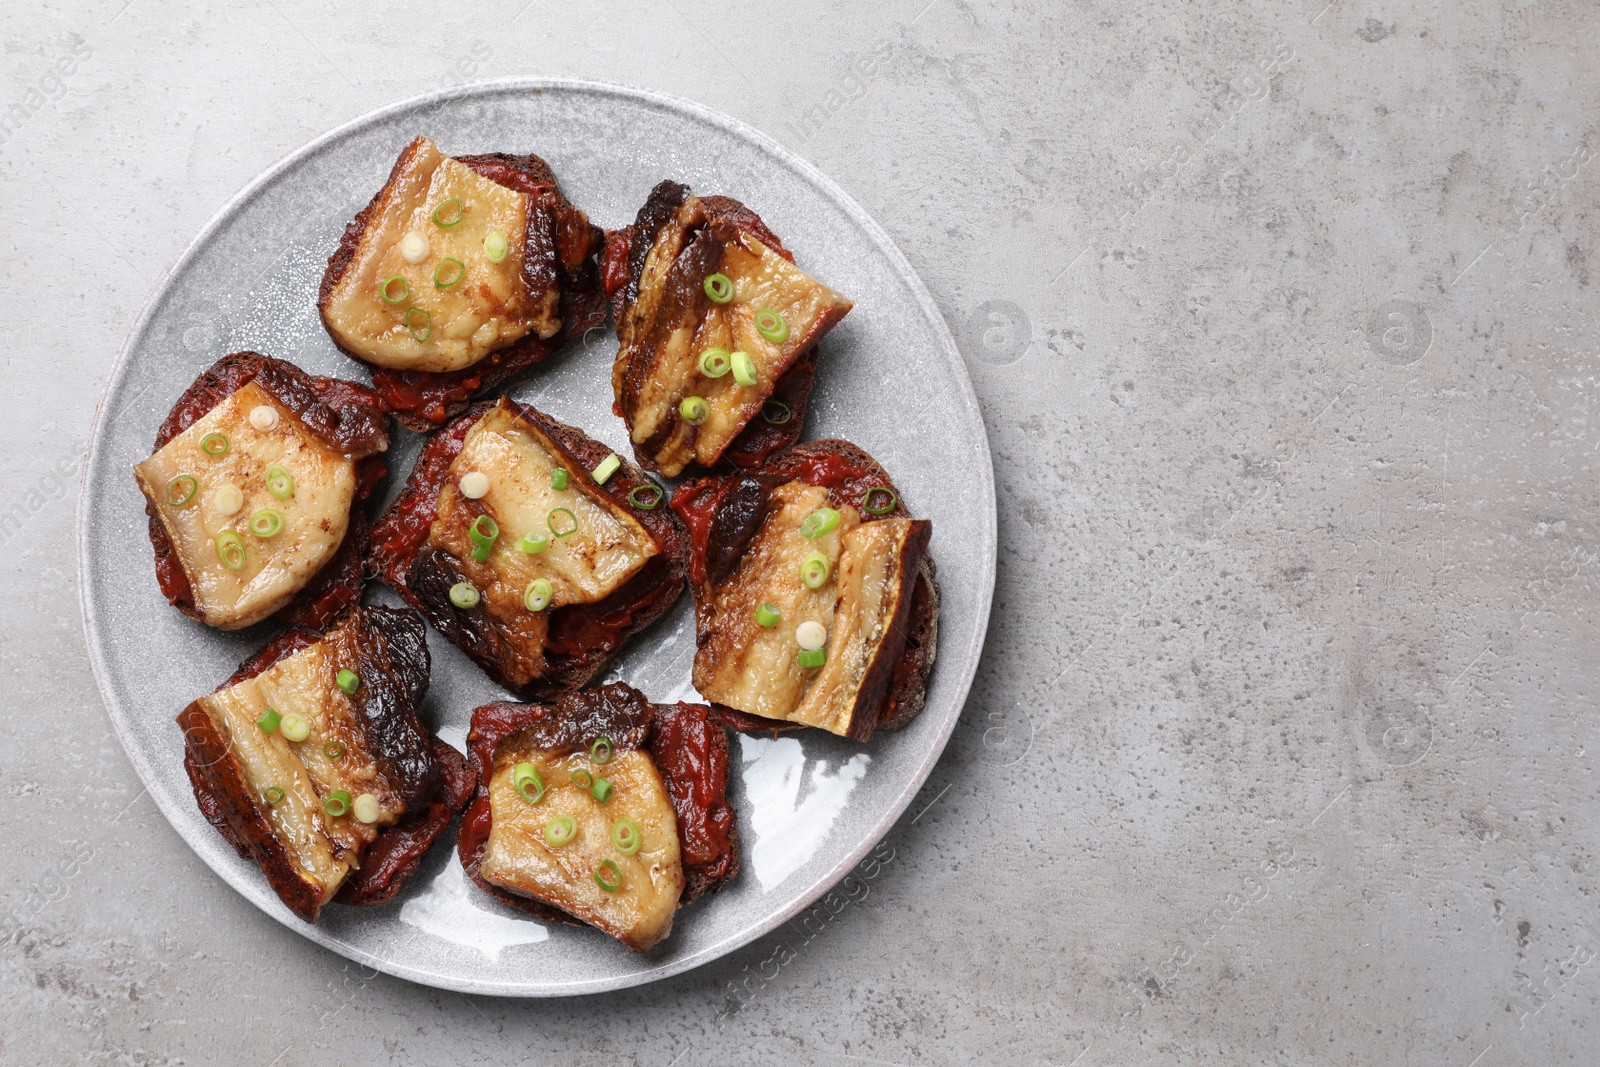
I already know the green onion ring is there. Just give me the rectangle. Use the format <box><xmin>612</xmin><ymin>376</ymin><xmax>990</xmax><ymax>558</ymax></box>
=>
<box><xmin>323</xmin><ymin>790</ymin><xmax>351</xmax><ymax>817</ymax></box>
<box><xmin>166</xmin><ymin>475</ymin><xmax>199</xmax><ymax>507</ymax></box>
<box><xmin>449</xmin><ymin>582</ymin><xmax>480</xmax><ymax>609</ymax></box>
<box><xmin>248</xmin><ymin>508</ymin><xmax>285</xmax><ymax>539</ymax></box>
<box><xmin>627</xmin><ymin>485</ymin><xmax>663</xmax><ymax>510</ymax></box>
<box><xmin>755</xmin><ymin>602</ymin><xmax>781</xmax><ymax>628</ymax></box>
<box><xmin>594</xmin><ymin>859</ymin><xmax>623</xmax><ymax>893</ymax></box>
<box><xmin>761</xmin><ymin>400</ymin><xmax>792</xmax><ymax>425</ymax></box>
<box><xmin>679</xmin><ymin>395</ymin><xmax>709</xmax><ymax>425</ymax></box>
<box><xmin>863</xmin><ymin>487</ymin><xmax>898</xmax><ymax>515</ymax></box>
<box><xmin>754</xmin><ymin>309</ymin><xmax>790</xmax><ymax>344</ymax></box>
<box><xmin>215</xmin><ymin>530</ymin><xmax>247</xmax><ymax>571</ymax></box>
<box><xmin>591</xmin><ymin>454</ymin><xmax>621</xmax><ymax>485</ymax></box>
<box><xmin>544</xmin><ymin>815</ymin><xmax>578</xmax><ymax>847</ymax></box>
<box><xmin>550</xmin><ymin>468</ymin><xmax>569</xmax><ymax>491</ymax></box>
<box><xmin>517</xmin><ymin>532</ymin><xmax>549</xmax><ymax>554</ymax></box>
<box><xmin>524</xmin><ymin>578</ymin><xmax>553</xmax><ymax>612</ymax></box>
<box><xmin>256</xmin><ymin>708</ymin><xmax>281</xmax><ymax>734</ymax></box>
<box><xmin>336</xmin><ymin>669</ymin><xmax>360</xmax><ymax>694</ymax></box>
<box><xmin>611</xmin><ymin>818</ymin><xmax>642</xmax><ymax>856</ymax></box>
<box><xmin>548</xmin><ymin>507</ymin><xmax>578</xmax><ymax>537</ymax></box>
<box><xmin>406</xmin><ymin>305</ymin><xmax>431</xmax><ymax>342</ymax></box>
<box><xmin>381</xmin><ymin>275</ymin><xmax>409</xmax><ymax>304</ymax></box>
<box><xmin>798</xmin><ymin>507</ymin><xmax>841</xmax><ymax>541</ymax></box>
<box><xmin>324</xmin><ymin>741</ymin><xmax>345</xmax><ymax>760</ymax></box>
<box><xmin>263</xmin><ymin>786</ymin><xmax>286</xmax><ymax>805</ymax></box>
<box><xmin>571</xmin><ymin>768</ymin><xmax>593</xmax><ymax>790</ymax></box>
<box><xmin>798</xmin><ymin>648</ymin><xmax>827</xmax><ymax>668</ymax></box>
<box><xmin>514</xmin><ymin>762</ymin><xmax>546</xmax><ymax>804</ymax></box>
<box><xmin>432</xmin><ymin>198</ymin><xmax>464</xmax><ymax>227</ymax></box>
<box><xmin>484</xmin><ymin>229</ymin><xmax>509</xmax><ymax>262</ymax></box>
<box><xmin>199</xmin><ymin>432</ymin><xmax>229</xmax><ymax>456</ymax></box>
<box><xmin>702</xmin><ymin>273</ymin><xmax>734</xmax><ymax>304</ymax></box>
<box><xmin>590</xmin><ymin>737</ymin><xmax>613</xmax><ymax>765</ymax></box>
<box><xmin>265</xmin><ymin>464</ymin><xmax>294</xmax><ymax>500</ymax></box>
<box><xmin>800</xmin><ymin>551</ymin><xmax>831</xmax><ymax>590</ymax></box>
<box><xmin>730</xmin><ymin>350</ymin><xmax>757</xmax><ymax>386</ymax></box>
<box><xmin>433</xmin><ymin>257</ymin><xmax>465</xmax><ymax>288</ymax></box>
<box><xmin>468</xmin><ymin>513</ymin><xmax>500</xmax><ymax>561</ymax></box>
<box><xmin>280</xmin><ymin>714</ymin><xmax>310</xmax><ymax>743</ymax></box>
<box><xmin>698</xmin><ymin>348</ymin><xmax>731</xmax><ymax>378</ymax></box>
<box><xmin>590</xmin><ymin>777</ymin><xmax>614</xmax><ymax>803</ymax></box>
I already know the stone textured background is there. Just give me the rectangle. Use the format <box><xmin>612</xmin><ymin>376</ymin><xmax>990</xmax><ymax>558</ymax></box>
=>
<box><xmin>3</xmin><ymin>0</ymin><xmax>1597</xmax><ymax>1063</ymax></box>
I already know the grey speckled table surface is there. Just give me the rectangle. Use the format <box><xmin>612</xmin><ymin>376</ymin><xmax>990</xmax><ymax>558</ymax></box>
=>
<box><xmin>4</xmin><ymin>1</ymin><xmax>1597</xmax><ymax>1064</ymax></box>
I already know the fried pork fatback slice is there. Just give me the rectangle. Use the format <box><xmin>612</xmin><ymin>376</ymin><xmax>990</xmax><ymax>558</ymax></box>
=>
<box><xmin>672</xmin><ymin>440</ymin><xmax>940</xmax><ymax>742</ymax></box>
<box><xmin>367</xmin><ymin>398</ymin><xmax>690</xmax><ymax>699</ymax></box>
<box><xmin>607</xmin><ymin>181</ymin><xmax>853</xmax><ymax>477</ymax></box>
<box><xmin>133</xmin><ymin>352</ymin><xmax>388</xmax><ymax>631</ymax></box>
<box><xmin>319</xmin><ymin>136</ymin><xmax>605</xmax><ymax>428</ymax></box>
<box><xmin>176</xmin><ymin>607</ymin><xmax>471</xmax><ymax>922</ymax></box>
<box><xmin>458</xmin><ymin>684</ymin><xmax>739</xmax><ymax>952</ymax></box>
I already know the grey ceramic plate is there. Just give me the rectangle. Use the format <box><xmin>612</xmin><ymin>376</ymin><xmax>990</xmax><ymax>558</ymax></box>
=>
<box><xmin>78</xmin><ymin>79</ymin><xmax>994</xmax><ymax>996</ymax></box>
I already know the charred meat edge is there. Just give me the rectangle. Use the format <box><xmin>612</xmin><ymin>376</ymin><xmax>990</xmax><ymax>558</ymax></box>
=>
<box><xmin>318</xmin><ymin>140</ymin><xmax>607</xmax><ymax>430</ymax></box>
<box><xmin>457</xmin><ymin>683</ymin><xmax>739</xmax><ymax>935</ymax></box>
<box><xmin>143</xmin><ymin>351</ymin><xmax>389</xmax><ymax>632</ymax></box>
<box><xmin>178</xmin><ymin>606</ymin><xmax>473</xmax><ymax>921</ymax></box>
<box><xmin>365</xmin><ymin>398</ymin><xmax>690</xmax><ymax>700</ymax></box>
<box><xmin>672</xmin><ymin>438</ymin><xmax>941</xmax><ymax>740</ymax></box>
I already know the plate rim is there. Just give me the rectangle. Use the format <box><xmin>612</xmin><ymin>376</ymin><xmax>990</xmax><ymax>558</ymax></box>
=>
<box><xmin>76</xmin><ymin>76</ymin><xmax>995</xmax><ymax>997</ymax></box>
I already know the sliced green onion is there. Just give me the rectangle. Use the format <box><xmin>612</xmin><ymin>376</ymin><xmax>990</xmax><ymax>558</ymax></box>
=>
<box><xmin>595</xmin><ymin>859</ymin><xmax>623</xmax><ymax>893</ymax></box>
<box><xmin>513</xmin><ymin>762</ymin><xmax>546</xmax><ymax>804</ymax></box>
<box><xmin>406</xmin><ymin>305</ymin><xmax>431</xmax><ymax>343</ymax></box>
<box><xmin>590</xmin><ymin>737</ymin><xmax>613</xmax><ymax>765</ymax></box>
<box><xmin>324</xmin><ymin>790</ymin><xmax>351</xmax><ymax>817</ymax></box>
<box><xmin>381</xmin><ymin>275</ymin><xmax>409</xmax><ymax>304</ymax></box>
<box><xmin>200</xmin><ymin>432</ymin><xmax>229</xmax><ymax>456</ymax></box>
<box><xmin>591</xmin><ymin>453</ymin><xmax>621</xmax><ymax>485</ymax></box>
<box><xmin>249</xmin><ymin>508</ymin><xmax>285</xmax><ymax>538</ymax></box>
<box><xmin>591</xmin><ymin>778</ymin><xmax>614</xmax><ymax>804</ymax></box>
<box><xmin>432</xmin><ymin>198</ymin><xmax>464</xmax><ymax>227</ymax></box>
<box><xmin>863</xmin><ymin>487</ymin><xmax>898</xmax><ymax>515</ymax></box>
<box><xmin>468</xmin><ymin>514</ymin><xmax>499</xmax><ymax>561</ymax></box>
<box><xmin>336</xmin><ymin>669</ymin><xmax>360</xmax><ymax>694</ymax></box>
<box><xmin>517</xmin><ymin>532</ymin><xmax>549</xmax><ymax>554</ymax></box>
<box><xmin>611</xmin><ymin>818</ymin><xmax>641</xmax><ymax>856</ymax></box>
<box><xmin>166</xmin><ymin>475</ymin><xmax>198</xmax><ymax>507</ymax></box>
<box><xmin>571</xmin><ymin>768</ymin><xmax>594</xmax><ymax>790</ymax></box>
<box><xmin>263</xmin><ymin>786</ymin><xmax>286</xmax><ymax>805</ymax></box>
<box><xmin>256</xmin><ymin>708</ymin><xmax>281</xmax><ymax>734</ymax></box>
<box><xmin>762</xmin><ymin>400</ymin><xmax>792</xmax><ymax>425</ymax></box>
<box><xmin>800</xmin><ymin>551</ymin><xmax>831</xmax><ymax>590</ymax></box>
<box><xmin>215</xmin><ymin>530</ymin><xmax>246</xmax><ymax>571</ymax></box>
<box><xmin>324</xmin><ymin>741</ymin><xmax>345</xmax><ymax>760</ymax></box>
<box><xmin>703</xmin><ymin>272</ymin><xmax>734</xmax><ymax>303</ymax></box>
<box><xmin>754</xmin><ymin>309</ymin><xmax>790</xmax><ymax>344</ymax></box>
<box><xmin>628</xmin><ymin>485</ymin><xmax>663</xmax><ymax>510</ymax></box>
<box><xmin>548</xmin><ymin>507</ymin><xmax>578</xmax><ymax>537</ymax></box>
<box><xmin>433</xmin><ymin>257</ymin><xmax>466</xmax><ymax>288</ymax></box>
<box><xmin>280</xmin><ymin>714</ymin><xmax>310</xmax><ymax>743</ymax></box>
<box><xmin>352</xmin><ymin>793</ymin><xmax>380</xmax><ymax>824</ymax></box>
<box><xmin>483</xmin><ymin>229</ymin><xmax>509</xmax><ymax>262</ymax></box>
<box><xmin>730</xmin><ymin>350</ymin><xmax>757</xmax><ymax>386</ymax></box>
<box><xmin>698</xmin><ymin>348</ymin><xmax>731</xmax><ymax>377</ymax></box>
<box><xmin>679</xmin><ymin>395</ymin><xmax>709</xmax><ymax>425</ymax></box>
<box><xmin>265</xmin><ymin>464</ymin><xmax>294</xmax><ymax>500</ymax></box>
<box><xmin>799</xmin><ymin>507</ymin><xmax>841</xmax><ymax>540</ymax></box>
<box><xmin>550</xmin><ymin>468</ymin><xmax>569</xmax><ymax>491</ymax></box>
<box><xmin>524</xmin><ymin>578</ymin><xmax>553</xmax><ymax>612</ymax></box>
<box><xmin>756</xmin><ymin>602</ymin><xmax>781</xmax><ymax>628</ymax></box>
<box><xmin>450</xmin><ymin>582</ymin><xmax>480</xmax><ymax>609</ymax></box>
<box><xmin>798</xmin><ymin>648</ymin><xmax>826</xmax><ymax>668</ymax></box>
<box><xmin>545</xmin><ymin>815</ymin><xmax>578</xmax><ymax>847</ymax></box>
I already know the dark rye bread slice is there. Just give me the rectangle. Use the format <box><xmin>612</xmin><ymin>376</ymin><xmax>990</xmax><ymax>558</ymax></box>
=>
<box><xmin>142</xmin><ymin>351</ymin><xmax>389</xmax><ymax>632</ymax></box>
<box><xmin>177</xmin><ymin>607</ymin><xmax>474</xmax><ymax>922</ymax></box>
<box><xmin>601</xmin><ymin>180</ymin><xmax>846</xmax><ymax>475</ymax></box>
<box><xmin>458</xmin><ymin>684</ymin><xmax>739</xmax><ymax>939</ymax></box>
<box><xmin>672</xmin><ymin>439</ymin><xmax>940</xmax><ymax>740</ymax></box>
<box><xmin>366</xmin><ymin>398</ymin><xmax>690</xmax><ymax>701</ymax></box>
<box><xmin>318</xmin><ymin>141</ymin><xmax>607</xmax><ymax>431</ymax></box>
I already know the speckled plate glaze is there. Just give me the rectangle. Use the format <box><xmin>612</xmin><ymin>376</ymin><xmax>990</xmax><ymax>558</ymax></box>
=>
<box><xmin>78</xmin><ymin>79</ymin><xmax>994</xmax><ymax>996</ymax></box>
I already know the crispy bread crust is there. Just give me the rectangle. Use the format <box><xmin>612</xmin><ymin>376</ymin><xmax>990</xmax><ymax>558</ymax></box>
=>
<box><xmin>317</xmin><ymin>141</ymin><xmax>606</xmax><ymax>431</ymax></box>
<box><xmin>178</xmin><ymin>607</ymin><xmax>473</xmax><ymax>922</ymax></box>
<box><xmin>671</xmin><ymin>438</ymin><xmax>940</xmax><ymax>740</ymax></box>
<box><xmin>142</xmin><ymin>351</ymin><xmax>389</xmax><ymax>632</ymax></box>
<box><xmin>457</xmin><ymin>684</ymin><xmax>739</xmax><ymax>943</ymax></box>
<box><xmin>366</xmin><ymin>399</ymin><xmax>690</xmax><ymax>700</ymax></box>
